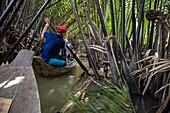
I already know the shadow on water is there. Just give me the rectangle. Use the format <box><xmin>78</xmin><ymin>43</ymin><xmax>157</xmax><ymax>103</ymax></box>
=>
<box><xmin>35</xmin><ymin>58</ymin><xmax>89</xmax><ymax>113</ymax></box>
<box><xmin>131</xmin><ymin>94</ymin><xmax>159</xmax><ymax>113</ymax></box>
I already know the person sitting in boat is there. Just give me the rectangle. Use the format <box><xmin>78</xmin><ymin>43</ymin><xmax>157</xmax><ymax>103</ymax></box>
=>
<box><xmin>41</xmin><ymin>18</ymin><xmax>67</xmax><ymax>67</ymax></box>
<box><xmin>66</xmin><ymin>41</ymin><xmax>74</xmax><ymax>59</ymax></box>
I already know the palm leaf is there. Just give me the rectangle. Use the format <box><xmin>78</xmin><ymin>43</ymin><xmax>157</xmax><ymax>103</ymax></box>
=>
<box><xmin>135</xmin><ymin>55</ymin><xmax>155</xmax><ymax>64</ymax></box>
<box><xmin>69</xmin><ymin>77</ymin><xmax>135</xmax><ymax>113</ymax></box>
<box><xmin>149</xmin><ymin>63</ymin><xmax>170</xmax><ymax>72</ymax></box>
<box><xmin>155</xmin><ymin>83</ymin><xmax>170</xmax><ymax>95</ymax></box>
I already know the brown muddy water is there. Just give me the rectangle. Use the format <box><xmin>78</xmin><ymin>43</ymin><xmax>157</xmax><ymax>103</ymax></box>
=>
<box><xmin>35</xmin><ymin>57</ymin><xmax>161</xmax><ymax>113</ymax></box>
<box><xmin>35</xmin><ymin>58</ymin><xmax>88</xmax><ymax>113</ymax></box>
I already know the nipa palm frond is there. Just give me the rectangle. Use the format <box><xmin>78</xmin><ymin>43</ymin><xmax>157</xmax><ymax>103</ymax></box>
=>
<box><xmin>69</xmin><ymin>77</ymin><xmax>135</xmax><ymax>113</ymax></box>
<box><xmin>131</xmin><ymin>53</ymin><xmax>170</xmax><ymax>94</ymax></box>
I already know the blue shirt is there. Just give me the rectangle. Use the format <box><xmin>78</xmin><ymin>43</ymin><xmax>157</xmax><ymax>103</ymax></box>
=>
<box><xmin>41</xmin><ymin>32</ymin><xmax>65</xmax><ymax>62</ymax></box>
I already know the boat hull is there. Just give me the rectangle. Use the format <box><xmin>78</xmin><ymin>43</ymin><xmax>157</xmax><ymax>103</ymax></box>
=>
<box><xmin>32</xmin><ymin>56</ymin><xmax>77</xmax><ymax>76</ymax></box>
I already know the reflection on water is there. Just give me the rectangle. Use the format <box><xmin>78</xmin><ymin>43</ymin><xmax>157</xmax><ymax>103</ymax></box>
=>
<box><xmin>35</xmin><ymin>58</ymin><xmax>88</xmax><ymax>113</ymax></box>
<box><xmin>131</xmin><ymin>94</ymin><xmax>158</xmax><ymax>113</ymax></box>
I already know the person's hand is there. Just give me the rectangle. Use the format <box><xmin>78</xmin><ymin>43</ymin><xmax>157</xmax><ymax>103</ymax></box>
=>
<box><xmin>44</xmin><ymin>18</ymin><xmax>50</xmax><ymax>24</ymax></box>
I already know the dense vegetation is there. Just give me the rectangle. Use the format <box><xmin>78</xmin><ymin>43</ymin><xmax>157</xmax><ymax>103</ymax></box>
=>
<box><xmin>0</xmin><ymin>0</ymin><xmax>169</xmax><ymax>112</ymax></box>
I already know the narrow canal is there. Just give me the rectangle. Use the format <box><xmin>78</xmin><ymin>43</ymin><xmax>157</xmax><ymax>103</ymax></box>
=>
<box><xmin>35</xmin><ymin>57</ymin><xmax>160</xmax><ymax>113</ymax></box>
<box><xmin>35</xmin><ymin>57</ymin><xmax>88</xmax><ymax>113</ymax></box>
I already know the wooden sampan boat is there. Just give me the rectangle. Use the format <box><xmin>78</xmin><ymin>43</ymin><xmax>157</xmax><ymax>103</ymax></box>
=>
<box><xmin>32</xmin><ymin>56</ymin><xmax>77</xmax><ymax>76</ymax></box>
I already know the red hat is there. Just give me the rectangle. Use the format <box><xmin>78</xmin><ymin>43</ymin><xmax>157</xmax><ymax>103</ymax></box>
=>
<box><xmin>57</xmin><ymin>26</ymin><xmax>67</xmax><ymax>33</ymax></box>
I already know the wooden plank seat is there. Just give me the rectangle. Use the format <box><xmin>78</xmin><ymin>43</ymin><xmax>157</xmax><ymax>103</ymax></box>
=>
<box><xmin>0</xmin><ymin>49</ymin><xmax>41</xmax><ymax>113</ymax></box>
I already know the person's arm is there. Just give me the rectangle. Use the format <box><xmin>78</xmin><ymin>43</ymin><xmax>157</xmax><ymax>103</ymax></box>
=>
<box><xmin>41</xmin><ymin>18</ymin><xmax>50</xmax><ymax>37</ymax></box>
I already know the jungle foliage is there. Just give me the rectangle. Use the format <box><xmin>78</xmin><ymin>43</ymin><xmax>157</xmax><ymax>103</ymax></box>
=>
<box><xmin>69</xmin><ymin>78</ymin><xmax>135</xmax><ymax>113</ymax></box>
<box><xmin>0</xmin><ymin>0</ymin><xmax>170</xmax><ymax>113</ymax></box>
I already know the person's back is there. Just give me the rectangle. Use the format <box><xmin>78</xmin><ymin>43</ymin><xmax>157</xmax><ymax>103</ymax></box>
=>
<box><xmin>41</xmin><ymin>32</ymin><xmax>65</xmax><ymax>63</ymax></box>
<box><xmin>41</xmin><ymin>18</ymin><xmax>67</xmax><ymax>67</ymax></box>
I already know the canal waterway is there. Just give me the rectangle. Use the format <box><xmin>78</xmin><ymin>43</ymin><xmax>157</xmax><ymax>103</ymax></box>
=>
<box><xmin>35</xmin><ymin>57</ymin><xmax>160</xmax><ymax>113</ymax></box>
<box><xmin>35</xmin><ymin>58</ymin><xmax>88</xmax><ymax>113</ymax></box>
